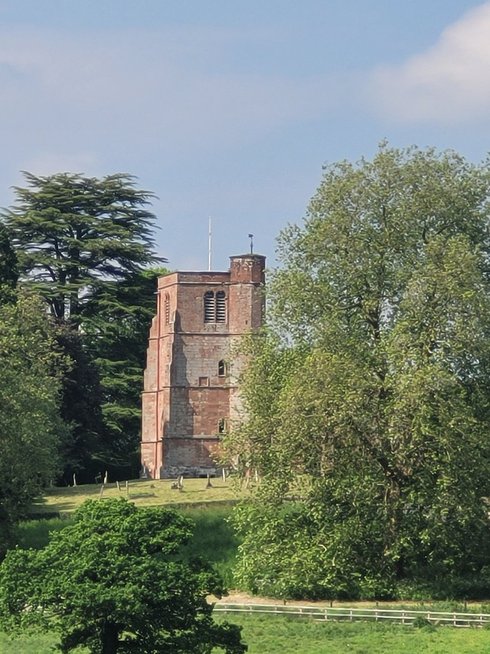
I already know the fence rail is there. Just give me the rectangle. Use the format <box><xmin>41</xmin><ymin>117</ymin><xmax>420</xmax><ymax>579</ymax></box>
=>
<box><xmin>213</xmin><ymin>602</ymin><xmax>490</xmax><ymax>628</ymax></box>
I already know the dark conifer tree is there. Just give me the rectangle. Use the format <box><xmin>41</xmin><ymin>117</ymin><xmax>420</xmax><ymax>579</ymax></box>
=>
<box><xmin>0</xmin><ymin>223</ymin><xmax>18</xmax><ymax>304</ymax></box>
<box><xmin>2</xmin><ymin>171</ymin><xmax>162</xmax><ymax>324</ymax></box>
<box><xmin>2</xmin><ymin>172</ymin><xmax>165</xmax><ymax>480</ymax></box>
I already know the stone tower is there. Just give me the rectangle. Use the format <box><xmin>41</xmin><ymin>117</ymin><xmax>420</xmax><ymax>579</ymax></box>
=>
<box><xmin>141</xmin><ymin>254</ymin><xmax>265</xmax><ymax>478</ymax></box>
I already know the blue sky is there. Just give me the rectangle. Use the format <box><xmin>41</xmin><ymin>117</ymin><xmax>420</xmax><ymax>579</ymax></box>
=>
<box><xmin>0</xmin><ymin>1</ymin><xmax>489</xmax><ymax>270</ymax></box>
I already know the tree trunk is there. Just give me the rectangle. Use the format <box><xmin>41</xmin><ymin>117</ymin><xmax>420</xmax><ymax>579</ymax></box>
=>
<box><xmin>101</xmin><ymin>623</ymin><xmax>119</xmax><ymax>654</ymax></box>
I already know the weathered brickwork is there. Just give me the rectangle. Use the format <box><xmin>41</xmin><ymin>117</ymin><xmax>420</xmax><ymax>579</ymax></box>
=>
<box><xmin>141</xmin><ymin>254</ymin><xmax>265</xmax><ymax>478</ymax></box>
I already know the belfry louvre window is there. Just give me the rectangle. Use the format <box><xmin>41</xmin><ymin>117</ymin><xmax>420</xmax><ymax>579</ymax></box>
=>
<box><xmin>203</xmin><ymin>291</ymin><xmax>227</xmax><ymax>323</ymax></box>
<box><xmin>164</xmin><ymin>293</ymin><xmax>170</xmax><ymax>324</ymax></box>
<box><xmin>216</xmin><ymin>291</ymin><xmax>226</xmax><ymax>322</ymax></box>
<box><xmin>204</xmin><ymin>291</ymin><xmax>215</xmax><ymax>322</ymax></box>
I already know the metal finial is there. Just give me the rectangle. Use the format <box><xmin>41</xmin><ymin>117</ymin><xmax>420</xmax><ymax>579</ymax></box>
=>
<box><xmin>248</xmin><ymin>233</ymin><xmax>254</xmax><ymax>255</ymax></box>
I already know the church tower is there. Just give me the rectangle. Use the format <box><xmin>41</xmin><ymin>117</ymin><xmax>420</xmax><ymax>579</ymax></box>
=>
<box><xmin>141</xmin><ymin>254</ymin><xmax>265</xmax><ymax>478</ymax></box>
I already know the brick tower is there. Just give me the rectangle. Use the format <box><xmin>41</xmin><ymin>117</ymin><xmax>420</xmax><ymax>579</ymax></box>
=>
<box><xmin>141</xmin><ymin>254</ymin><xmax>266</xmax><ymax>478</ymax></box>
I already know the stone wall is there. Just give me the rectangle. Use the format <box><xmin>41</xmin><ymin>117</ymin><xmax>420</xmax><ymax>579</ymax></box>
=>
<box><xmin>141</xmin><ymin>254</ymin><xmax>265</xmax><ymax>478</ymax></box>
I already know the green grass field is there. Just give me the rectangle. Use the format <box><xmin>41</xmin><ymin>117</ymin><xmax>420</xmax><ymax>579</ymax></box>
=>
<box><xmin>3</xmin><ymin>616</ymin><xmax>490</xmax><ymax>654</ymax></box>
<box><xmin>0</xmin><ymin>631</ymin><xmax>80</xmax><ymax>654</ymax></box>
<box><xmin>225</xmin><ymin>615</ymin><xmax>490</xmax><ymax>653</ymax></box>
<box><xmin>10</xmin><ymin>484</ymin><xmax>490</xmax><ymax>652</ymax></box>
<box><xmin>31</xmin><ymin>477</ymin><xmax>244</xmax><ymax>515</ymax></box>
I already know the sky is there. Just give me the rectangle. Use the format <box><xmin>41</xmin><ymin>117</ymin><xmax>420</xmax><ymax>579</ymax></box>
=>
<box><xmin>0</xmin><ymin>0</ymin><xmax>489</xmax><ymax>270</ymax></box>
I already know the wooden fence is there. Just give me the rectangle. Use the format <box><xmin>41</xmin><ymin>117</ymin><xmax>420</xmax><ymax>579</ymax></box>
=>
<box><xmin>213</xmin><ymin>602</ymin><xmax>490</xmax><ymax>628</ymax></box>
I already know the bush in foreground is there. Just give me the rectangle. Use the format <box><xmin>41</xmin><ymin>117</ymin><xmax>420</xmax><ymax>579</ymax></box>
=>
<box><xmin>0</xmin><ymin>499</ymin><xmax>246</xmax><ymax>654</ymax></box>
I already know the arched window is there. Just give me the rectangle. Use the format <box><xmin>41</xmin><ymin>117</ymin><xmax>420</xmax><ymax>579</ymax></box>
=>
<box><xmin>204</xmin><ymin>291</ymin><xmax>215</xmax><ymax>323</ymax></box>
<box><xmin>218</xmin><ymin>360</ymin><xmax>226</xmax><ymax>377</ymax></box>
<box><xmin>164</xmin><ymin>293</ymin><xmax>170</xmax><ymax>325</ymax></box>
<box><xmin>216</xmin><ymin>291</ymin><xmax>226</xmax><ymax>322</ymax></box>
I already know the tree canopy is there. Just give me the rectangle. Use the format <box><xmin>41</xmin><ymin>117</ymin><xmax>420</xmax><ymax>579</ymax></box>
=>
<box><xmin>0</xmin><ymin>499</ymin><xmax>247</xmax><ymax>654</ymax></box>
<box><xmin>2</xmin><ymin>171</ymin><xmax>162</xmax><ymax>324</ymax></box>
<box><xmin>1</xmin><ymin>172</ymin><xmax>165</xmax><ymax>480</ymax></box>
<box><xmin>226</xmin><ymin>144</ymin><xmax>490</xmax><ymax>600</ymax></box>
<box><xmin>0</xmin><ymin>292</ymin><xmax>66</xmax><ymax>554</ymax></box>
<box><xmin>0</xmin><ymin>223</ymin><xmax>18</xmax><ymax>303</ymax></box>
<box><xmin>82</xmin><ymin>267</ymin><xmax>169</xmax><ymax>476</ymax></box>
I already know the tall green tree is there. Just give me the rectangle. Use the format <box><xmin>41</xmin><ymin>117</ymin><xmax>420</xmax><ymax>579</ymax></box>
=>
<box><xmin>227</xmin><ymin>145</ymin><xmax>490</xmax><ymax>600</ymax></box>
<box><xmin>0</xmin><ymin>499</ymin><xmax>247</xmax><ymax>654</ymax></box>
<box><xmin>2</xmin><ymin>172</ymin><xmax>165</xmax><ymax>479</ymax></box>
<box><xmin>56</xmin><ymin>327</ymin><xmax>105</xmax><ymax>484</ymax></box>
<box><xmin>0</xmin><ymin>223</ymin><xmax>18</xmax><ymax>304</ymax></box>
<box><xmin>0</xmin><ymin>293</ymin><xmax>67</xmax><ymax>554</ymax></box>
<box><xmin>82</xmin><ymin>268</ymin><xmax>169</xmax><ymax>476</ymax></box>
<box><xmin>2</xmin><ymin>171</ymin><xmax>162</xmax><ymax>324</ymax></box>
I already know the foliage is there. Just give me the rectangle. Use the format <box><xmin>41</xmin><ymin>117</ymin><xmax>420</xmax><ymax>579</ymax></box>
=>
<box><xmin>15</xmin><ymin>506</ymin><xmax>238</xmax><ymax>585</ymax></box>
<box><xmin>2</xmin><ymin>171</ymin><xmax>161</xmax><ymax>324</ymax></box>
<box><xmin>0</xmin><ymin>499</ymin><xmax>246</xmax><ymax>654</ymax></box>
<box><xmin>0</xmin><ymin>293</ymin><xmax>66</xmax><ymax>555</ymax></box>
<box><xmin>82</xmin><ymin>267</ymin><xmax>169</xmax><ymax>475</ymax></box>
<box><xmin>228</xmin><ymin>144</ymin><xmax>490</xmax><ymax>599</ymax></box>
<box><xmin>223</xmin><ymin>332</ymin><xmax>305</xmax><ymax>475</ymax></box>
<box><xmin>1</xmin><ymin>172</ymin><xmax>165</xmax><ymax>478</ymax></box>
<box><xmin>0</xmin><ymin>223</ymin><xmax>18</xmax><ymax>304</ymax></box>
<box><xmin>56</xmin><ymin>327</ymin><xmax>106</xmax><ymax>483</ymax></box>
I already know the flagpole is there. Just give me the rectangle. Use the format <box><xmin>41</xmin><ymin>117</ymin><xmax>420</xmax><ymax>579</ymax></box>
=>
<box><xmin>208</xmin><ymin>217</ymin><xmax>212</xmax><ymax>271</ymax></box>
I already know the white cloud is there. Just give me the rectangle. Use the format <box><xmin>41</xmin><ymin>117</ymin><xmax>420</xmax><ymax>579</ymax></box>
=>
<box><xmin>368</xmin><ymin>2</ymin><xmax>490</xmax><ymax>124</ymax></box>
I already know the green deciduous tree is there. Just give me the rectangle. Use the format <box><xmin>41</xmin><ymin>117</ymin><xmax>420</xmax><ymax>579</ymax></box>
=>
<box><xmin>0</xmin><ymin>499</ymin><xmax>247</xmax><ymax>654</ymax></box>
<box><xmin>0</xmin><ymin>293</ymin><xmax>66</xmax><ymax>555</ymax></box>
<box><xmin>227</xmin><ymin>145</ymin><xmax>490</xmax><ymax>600</ymax></box>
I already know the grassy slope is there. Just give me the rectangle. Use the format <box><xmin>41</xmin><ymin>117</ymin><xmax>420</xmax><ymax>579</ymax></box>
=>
<box><xmin>3</xmin><ymin>618</ymin><xmax>490</xmax><ymax>654</ymax></box>
<box><xmin>11</xmin><ymin>484</ymin><xmax>490</xmax><ymax>652</ymax></box>
<box><xmin>32</xmin><ymin>478</ymin><xmax>243</xmax><ymax>515</ymax></box>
